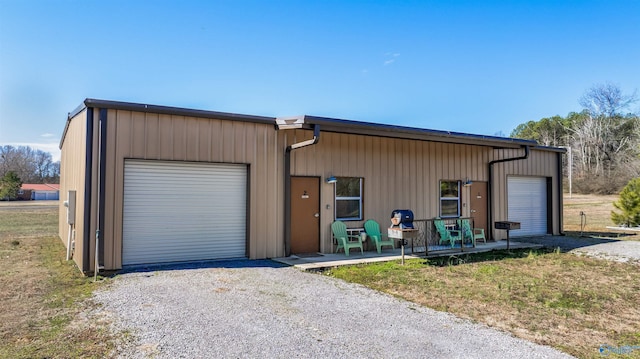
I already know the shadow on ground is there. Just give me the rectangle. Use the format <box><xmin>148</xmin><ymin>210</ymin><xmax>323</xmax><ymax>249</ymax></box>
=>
<box><xmin>515</xmin><ymin>235</ymin><xmax>624</xmax><ymax>252</ymax></box>
<box><xmin>115</xmin><ymin>258</ymin><xmax>289</xmax><ymax>275</ymax></box>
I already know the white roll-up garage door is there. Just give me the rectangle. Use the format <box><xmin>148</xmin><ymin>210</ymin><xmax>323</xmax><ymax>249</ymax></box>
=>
<box><xmin>507</xmin><ymin>176</ymin><xmax>548</xmax><ymax>237</ymax></box>
<box><xmin>123</xmin><ymin>160</ymin><xmax>247</xmax><ymax>265</ymax></box>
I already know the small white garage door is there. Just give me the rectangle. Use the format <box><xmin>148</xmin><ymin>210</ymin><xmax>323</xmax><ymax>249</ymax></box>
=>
<box><xmin>123</xmin><ymin>160</ymin><xmax>247</xmax><ymax>265</ymax></box>
<box><xmin>33</xmin><ymin>191</ymin><xmax>59</xmax><ymax>200</ymax></box>
<box><xmin>507</xmin><ymin>176</ymin><xmax>548</xmax><ymax>237</ymax></box>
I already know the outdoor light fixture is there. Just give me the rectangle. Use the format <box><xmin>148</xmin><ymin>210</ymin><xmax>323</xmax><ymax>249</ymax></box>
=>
<box><xmin>326</xmin><ymin>176</ymin><xmax>337</xmax><ymax>184</ymax></box>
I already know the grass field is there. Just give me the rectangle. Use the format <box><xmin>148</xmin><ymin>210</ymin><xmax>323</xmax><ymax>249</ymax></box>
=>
<box><xmin>0</xmin><ymin>205</ymin><xmax>115</xmax><ymax>358</ymax></box>
<box><xmin>563</xmin><ymin>194</ymin><xmax>640</xmax><ymax>240</ymax></box>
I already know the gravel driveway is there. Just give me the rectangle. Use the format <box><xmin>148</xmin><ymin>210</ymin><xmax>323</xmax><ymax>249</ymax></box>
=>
<box><xmin>515</xmin><ymin>235</ymin><xmax>640</xmax><ymax>263</ymax></box>
<box><xmin>94</xmin><ymin>260</ymin><xmax>573</xmax><ymax>359</ymax></box>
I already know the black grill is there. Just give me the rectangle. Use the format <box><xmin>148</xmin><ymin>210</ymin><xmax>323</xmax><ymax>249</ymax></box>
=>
<box><xmin>494</xmin><ymin>221</ymin><xmax>521</xmax><ymax>230</ymax></box>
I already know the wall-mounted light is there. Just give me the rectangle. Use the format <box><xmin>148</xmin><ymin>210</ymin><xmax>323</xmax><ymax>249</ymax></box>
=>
<box><xmin>463</xmin><ymin>178</ymin><xmax>473</xmax><ymax>187</ymax></box>
<box><xmin>326</xmin><ymin>176</ymin><xmax>337</xmax><ymax>184</ymax></box>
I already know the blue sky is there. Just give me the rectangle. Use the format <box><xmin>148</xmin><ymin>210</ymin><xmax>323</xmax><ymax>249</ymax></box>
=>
<box><xmin>1</xmin><ymin>1</ymin><xmax>639</xmax><ymax>162</ymax></box>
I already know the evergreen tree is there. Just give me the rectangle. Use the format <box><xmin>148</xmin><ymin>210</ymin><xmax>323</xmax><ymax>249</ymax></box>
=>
<box><xmin>611</xmin><ymin>177</ymin><xmax>640</xmax><ymax>227</ymax></box>
<box><xmin>0</xmin><ymin>171</ymin><xmax>23</xmax><ymax>200</ymax></box>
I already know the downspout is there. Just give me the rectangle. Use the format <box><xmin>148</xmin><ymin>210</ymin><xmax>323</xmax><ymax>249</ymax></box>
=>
<box><xmin>557</xmin><ymin>151</ymin><xmax>564</xmax><ymax>235</ymax></box>
<box><xmin>82</xmin><ymin>108</ymin><xmax>94</xmax><ymax>274</ymax></box>
<box><xmin>95</xmin><ymin>108</ymin><xmax>107</xmax><ymax>280</ymax></box>
<box><xmin>284</xmin><ymin>125</ymin><xmax>320</xmax><ymax>256</ymax></box>
<box><xmin>487</xmin><ymin>145</ymin><xmax>529</xmax><ymax>240</ymax></box>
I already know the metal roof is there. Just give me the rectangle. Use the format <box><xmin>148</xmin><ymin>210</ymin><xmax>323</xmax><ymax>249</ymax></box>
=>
<box><xmin>61</xmin><ymin>98</ymin><xmax>545</xmax><ymax>150</ymax></box>
<box><xmin>21</xmin><ymin>183</ymin><xmax>60</xmax><ymax>191</ymax></box>
<box><xmin>301</xmin><ymin>115</ymin><xmax>538</xmax><ymax>149</ymax></box>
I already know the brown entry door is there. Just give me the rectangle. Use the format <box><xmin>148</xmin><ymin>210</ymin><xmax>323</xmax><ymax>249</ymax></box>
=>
<box><xmin>469</xmin><ymin>181</ymin><xmax>488</xmax><ymax>239</ymax></box>
<box><xmin>291</xmin><ymin>177</ymin><xmax>320</xmax><ymax>254</ymax></box>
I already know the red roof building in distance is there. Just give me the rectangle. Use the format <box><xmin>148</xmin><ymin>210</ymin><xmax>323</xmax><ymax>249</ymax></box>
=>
<box><xmin>18</xmin><ymin>184</ymin><xmax>60</xmax><ymax>200</ymax></box>
<box><xmin>21</xmin><ymin>184</ymin><xmax>60</xmax><ymax>191</ymax></box>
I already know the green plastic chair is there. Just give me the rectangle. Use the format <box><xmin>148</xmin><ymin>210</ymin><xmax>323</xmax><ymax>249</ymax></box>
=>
<box><xmin>331</xmin><ymin>221</ymin><xmax>363</xmax><ymax>256</ymax></box>
<box><xmin>364</xmin><ymin>219</ymin><xmax>395</xmax><ymax>254</ymax></box>
<box><xmin>459</xmin><ymin>219</ymin><xmax>485</xmax><ymax>246</ymax></box>
<box><xmin>434</xmin><ymin>219</ymin><xmax>461</xmax><ymax>248</ymax></box>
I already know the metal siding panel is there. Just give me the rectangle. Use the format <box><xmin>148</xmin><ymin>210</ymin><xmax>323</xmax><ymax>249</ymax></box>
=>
<box><xmin>222</xmin><ymin>121</ymin><xmax>234</xmax><ymax>162</ymax></box>
<box><xmin>122</xmin><ymin>160</ymin><xmax>247</xmax><ymax>265</ymax></box>
<box><xmin>59</xmin><ymin>109</ymin><xmax>89</xmax><ymax>271</ymax></box>
<box><xmin>145</xmin><ymin>113</ymin><xmax>159</xmax><ymax>159</ymax></box>
<box><xmin>198</xmin><ymin>121</ymin><xmax>210</xmax><ymax>162</ymax></box>
<box><xmin>380</xmin><ymin>138</ymin><xmax>390</xmax><ymax>217</ymax></box>
<box><xmin>507</xmin><ymin>176</ymin><xmax>547</xmax><ymax>236</ymax></box>
<box><xmin>357</xmin><ymin>136</ymin><xmax>366</xmax><ymax>177</ymax></box>
<box><xmin>173</xmin><ymin>116</ymin><xmax>186</xmax><ymax>160</ymax></box>
<box><xmin>253</xmin><ymin>125</ymin><xmax>267</xmax><ymax>258</ymax></box>
<box><xmin>414</xmin><ymin>141</ymin><xmax>424</xmax><ymax>216</ymax></box>
<box><xmin>158</xmin><ymin>114</ymin><xmax>173</xmax><ymax>159</ymax></box>
<box><xmin>235</xmin><ymin>121</ymin><xmax>247</xmax><ymax>162</ymax></box>
<box><xmin>131</xmin><ymin>111</ymin><xmax>146</xmax><ymax>158</ymax></box>
<box><xmin>453</xmin><ymin>144</ymin><xmax>461</xmax><ymax>180</ymax></box>
<box><xmin>211</xmin><ymin>120</ymin><xmax>224</xmax><ymax>162</ymax></box>
<box><xmin>104</xmin><ymin>110</ymin><xmax>118</xmax><ymax>269</ymax></box>
<box><xmin>186</xmin><ymin>118</ymin><xmax>199</xmax><ymax>161</ymax></box>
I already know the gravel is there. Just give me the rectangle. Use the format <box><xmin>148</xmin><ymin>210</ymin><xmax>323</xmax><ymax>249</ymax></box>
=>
<box><xmin>514</xmin><ymin>235</ymin><xmax>640</xmax><ymax>264</ymax></box>
<box><xmin>93</xmin><ymin>260</ymin><xmax>574</xmax><ymax>359</ymax></box>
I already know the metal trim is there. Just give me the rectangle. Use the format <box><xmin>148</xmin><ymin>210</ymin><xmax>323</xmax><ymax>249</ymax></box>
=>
<box><xmin>97</xmin><ymin>108</ymin><xmax>107</xmax><ymax>269</ymax></box>
<box><xmin>557</xmin><ymin>152</ymin><xmax>564</xmax><ymax>235</ymax></box>
<box><xmin>60</xmin><ymin>106</ymin><xmax>87</xmax><ymax>150</ymax></box>
<box><xmin>83</xmin><ymin>98</ymin><xmax>275</xmax><ymax>124</ymax></box>
<box><xmin>82</xmin><ymin>108</ymin><xmax>94</xmax><ymax>273</ymax></box>
<box><xmin>303</xmin><ymin>115</ymin><xmax>539</xmax><ymax>149</ymax></box>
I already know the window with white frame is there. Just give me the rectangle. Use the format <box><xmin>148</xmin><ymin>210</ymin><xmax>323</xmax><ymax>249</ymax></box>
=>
<box><xmin>335</xmin><ymin>177</ymin><xmax>363</xmax><ymax>220</ymax></box>
<box><xmin>440</xmin><ymin>180</ymin><xmax>460</xmax><ymax>217</ymax></box>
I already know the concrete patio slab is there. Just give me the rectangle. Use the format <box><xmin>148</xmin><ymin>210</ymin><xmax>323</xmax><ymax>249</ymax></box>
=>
<box><xmin>273</xmin><ymin>240</ymin><xmax>543</xmax><ymax>270</ymax></box>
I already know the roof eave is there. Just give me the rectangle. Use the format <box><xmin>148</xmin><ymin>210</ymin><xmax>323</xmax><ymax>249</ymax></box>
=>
<box><xmin>303</xmin><ymin>115</ymin><xmax>538</xmax><ymax>149</ymax></box>
<box><xmin>83</xmin><ymin>98</ymin><xmax>275</xmax><ymax>124</ymax></box>
<box><xmin>60</xmin><ymin>98</ymin><xmax>277</xmax><ymax>150</ymax></box>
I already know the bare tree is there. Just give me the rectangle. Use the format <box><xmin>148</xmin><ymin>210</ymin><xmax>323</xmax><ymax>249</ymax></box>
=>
<box><xmin>511</xmin><ymin>83</ymin><xmax>640</xmax><ymax>194</ymax></box>
<box><xmin>570</xmin><ymin>84</ymin><xmax>639</xmax><ymax>179</ymax></box>
<box><xmin>0</xmin><ymin>145</ymin><xmax>60</xmax><ymax>183</ymax></box>
<box><xmin>579</xmin><ymin>82</ymin><xmax>638</xmax><ymax>118</ymax></box>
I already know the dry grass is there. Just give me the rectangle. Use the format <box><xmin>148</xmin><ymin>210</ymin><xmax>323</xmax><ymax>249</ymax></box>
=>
<box><xmin>564</xmin><ymin>194</ymin><xmax>640</xmax><ymax>240</ymax></box>
<box><xmin>0</xmin><ymin>205</ymin><xmax>116</xmax><ymax>358</ymax></box>
<box><xmin>328</xmin><ymin>251</ymin><xmax>640</xmax><ymax>359</ymax></box>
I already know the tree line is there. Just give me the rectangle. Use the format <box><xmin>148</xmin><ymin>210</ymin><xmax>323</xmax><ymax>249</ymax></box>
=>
<box><xmin>0</xmin><ymin>145</ymin><xmax>60</xmax><ymax>199</ymax></box>
<box><xmin>510</xmin><ymin>83</ymin><xmax>640</xmax><ymax>194</ymax></box>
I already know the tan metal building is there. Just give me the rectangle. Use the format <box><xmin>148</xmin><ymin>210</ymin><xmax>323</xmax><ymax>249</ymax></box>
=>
<box><xmin>59</xmin><ymin>99</ymin><xmax>564</xmax><ymax>274</ymax></box>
